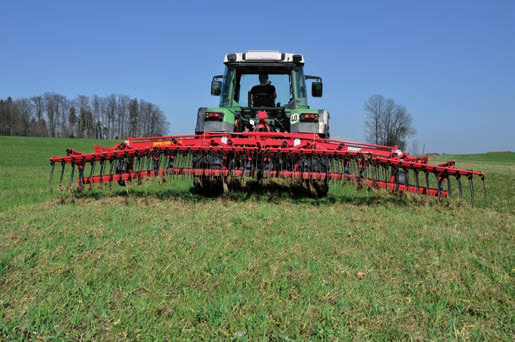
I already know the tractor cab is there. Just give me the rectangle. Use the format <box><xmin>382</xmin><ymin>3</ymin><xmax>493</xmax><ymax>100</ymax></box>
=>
<box><xmin>196</xmin><ymin>50</ymin><xmax>330</xmax><ymax>137</ymax></box>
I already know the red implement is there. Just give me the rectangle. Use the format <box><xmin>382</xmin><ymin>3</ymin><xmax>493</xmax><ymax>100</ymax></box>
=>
<box><xmin>49</xmin><ymin>131</ymin><xmax>485</xmax><ymax>202</ymax></box>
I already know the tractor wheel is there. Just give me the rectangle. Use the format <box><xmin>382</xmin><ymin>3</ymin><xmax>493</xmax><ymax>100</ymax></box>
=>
<box><xmin>194</xmin><ymin>176</ymin><xmax>228</xmax><ymax>196</ymax></box>
<box><xmin>116</xmin><ymin>161</ymin><xmax>129</xmax><ymax>186</ymax></box>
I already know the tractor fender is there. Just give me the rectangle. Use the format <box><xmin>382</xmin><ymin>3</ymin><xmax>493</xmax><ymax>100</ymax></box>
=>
<box><xmin>318</xmin><ymin>109</ymin><xmax>330</xmax><ymax>138</ymax></box>
<box><xmin>195</xmin><ymin>107</ymin><xmax>207</xmax><ymax>134</ymax></box>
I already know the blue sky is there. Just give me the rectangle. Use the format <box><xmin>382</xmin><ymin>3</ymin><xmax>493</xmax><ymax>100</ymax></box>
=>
<box><xmin>2</xmin><ymin>0</ymin><xmax>514</xmax><ymax>154</ymax></box>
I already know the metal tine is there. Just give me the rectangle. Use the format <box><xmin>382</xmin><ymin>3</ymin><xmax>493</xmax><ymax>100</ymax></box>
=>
<box><xmin>70</xmin><ymin>161</ymin><xmax>76</xmax><ymax>186</ymax></box>
<box><xmin>395</xmin><ymin>166</ymin><xmax>403</xmax><ymax>189</ymax></box>
<box><xmin>160</xmin><ymin>151</ymin><xmax>168</xmax><ymax>178</ymax></box>
<box><xmin>98</xmin><ymin>159</ymin><xmax>106</xmax><ymax>188</ymax></box>
<box><xmin>49</xmin><ymin>161</ymin><xmax>56</xmax><ymax>189</ymax></box>
<box><xmin>456</xmin><ymin>174</ymin><xmax>463</xmax><ymax>198</ymax></box>
<box><xmin>113</xmin><ymin>158</ymin><xmax>122</xmax><ymax>186</ymax></box>
<box><xmin>108</xmin><ymin>158</ymin><xmax>116</xmax><ymax>185</ymax></box>
<box><xmin>162</xmin><ymin>152</ymin><xmax>170</xmax><ymax>179</ymax></box>
<box><xmin>136</xmin><ymin>156</ymin><xmax>143</xmax><ymax>173</ymax></box>
<box><xmin>146</xmin><ymin>153</ymin><xmax>152</xmax><ymax>177</ymax></box>
<box><xmin>468</xmin><ymin>174</ymin><xmax>475</xmax><ymax>207</ymax></box>
<box><xmin>446</xmin><ymin>173</ymin><xmax>452</xmax><ymax>198</ymax></box>
<box><xmin>358</xmin><ymin>158</ymin><xmax>365</xmax><ymax>183</ymax></box>
<box><xmin>78</xmin><ymin>163</ymin><xmax>84</xmax><ymax>189</ymax></box>
<box><xmin>425</xmin><ymin>170</ymin><xmax>430</xmax><ymax>196</ymax></box>
<box><xmin>173</xmin><ymin>151</ymin><xmax>178</xmax><ymax>177</ymax></box>
<box><xmin>170</xmin><ymin>151</ymin><xmax>177</xmax><ymax>179</ymax></box>
<box><xmin>414</xmin><ymin>170</ymin><xmax>420</xmax><ymax>194</ymax></box>
<box><xmin>59</xmin><ymin>160</ymin><xmax>66</xmax><ymax>187</ymax></box>
<box><xmin>88</xmin><ymin>160</ymin><xmax>96</xmax><ymax>190</ymax></box>
<box><xmin>437</xmin><ymin>173</ymin><xmax>443</xmax><ymax>198</ymax></box>
<box><xmin>155</xmin><ymin>153</ymin><xmax>163</xmax><ymax>179</ymax></box>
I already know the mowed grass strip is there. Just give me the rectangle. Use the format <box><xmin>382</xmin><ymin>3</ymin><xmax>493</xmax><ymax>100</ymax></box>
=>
<box><xmin>0</xmin><ymin>137</ymin><xmax>513</xmax><ymax>340</ymax></box>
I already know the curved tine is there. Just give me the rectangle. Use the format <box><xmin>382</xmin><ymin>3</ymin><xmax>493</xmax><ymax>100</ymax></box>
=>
<box><xmin>70</xmin><ymin>161</ymin><xmax>76</xmax><ymax>186</ymax></box>
<box><xmin>468</xmin><ymin>174</ymin><xmax>475</xmax><ymax>207</ymax></box>
<box><xmin>163</xmin><ymin>152</ymin><xmax>171</xmax><ymax>177</ymax></box>
<box><xmin>437</xmin><ymin>173</ymin><xmax>443</xmax><ymax>198</ymax></box>
<box><xmin>108</xmin><ymin>158</ymin><xmax>116</xmax><ymax>184</ymax></box>
<box><xmin>446</xmin><ymin>173</ymin><xmax>452</xmax><ymax>198</ymax></box>
<box><xmin>98</xmin><ymin>158</ymin><xmax>106</xmax><ymax>187</ymax></box>
<box><xmin>78</xmin><ymin>163</ymin><xmax>85</xmax><ymax>188</ymax></box>
<box><xmin>157</xmin><ymin>153</ymin><xmax>164</xmax><ymax>177</ymax></box>
<box><xmin>164</xmin><ymin>152</ymin><xmax>172</xmax><ymax>177</ymax></box>
<box><xmin>59</xmin><ymin>160</ymin><xmax>66</xmax><ymax>186</ymax></box>
<box><xmin>414</xmin><ymin>170</ymin><xmax>420</xmax><ymax>194</ymax></box>
<box><xmin>88</xmin><ymin>160</ymin><xmax>96</xmax><ymax>189</ymax></box>
<box><xmin>49</xmin><ymin>161</ymin><xmax>56</xmax><ymax>189</ymax></box>
<box><xmin>425</xmin><ymin>171</ymin><xmax>430</xmax><ymax>196</ymax></box>
<box><xmin>145</xmin><ymin>154</ymin><xmax>151</xmax><ymax>176</ymax></box>
<box><xmin>358</xmin><ymin>158</ymin><xmax>365</xmax><ymax>182</ymax></box>
<box><xmin>456</xmin><ymin>174</ymin><xmax>463</xmax><ymax>198</ymax></box>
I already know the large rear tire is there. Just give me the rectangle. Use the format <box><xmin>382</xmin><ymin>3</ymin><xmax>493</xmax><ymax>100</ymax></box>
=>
<box><xmin>194</xmin><ymin>176</ymin><xmax>228</xmax><ymax>196</ymax></box>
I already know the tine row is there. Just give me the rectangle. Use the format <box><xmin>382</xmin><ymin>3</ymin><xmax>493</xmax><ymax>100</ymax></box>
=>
<box><xmin>49</xmin><ymin>149</ymin><xmax>486</xmax><ymax>203</ymax></box>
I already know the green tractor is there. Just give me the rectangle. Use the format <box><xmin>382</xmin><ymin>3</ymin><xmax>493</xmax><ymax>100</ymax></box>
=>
<box><xmin>48</xmin><ymin>50</ymin><xmax>486</xmax><ymax>200</ymax></box>
<box><xmin>195</xmin><ymin>50</ymin><xmax>330</xmax><ymax>138</ymax></box>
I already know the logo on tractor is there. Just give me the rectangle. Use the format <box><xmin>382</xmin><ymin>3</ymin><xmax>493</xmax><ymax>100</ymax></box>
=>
<box><xmin>348</xmin><ymin>147</ymin><xmax>361</xmax><ymax>152</ymax></box>
<box><xmin>153</xmin><ymin>141</ymin><xmax>172</xmax><ymax>146</ymax></box>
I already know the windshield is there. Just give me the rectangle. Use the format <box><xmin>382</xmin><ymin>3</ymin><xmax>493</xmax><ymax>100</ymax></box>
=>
<box><xmin>219</xmin><ymin>66</ymin><xmax>236</xmax><ymax>107</ymax></box>
<box><xmin>238</xmin><ymin>74</ymin><xmax>291</xmax><ymax>107</ymax></box>
<box><xmin>219</xmin><ymin>64</ymin><xmax>309</xmax><ymax>109</ymax></box>
<box><xmin>292</xmin><ymin>66</ymin><xmax>308</xmax><ymax>107</ymax></box>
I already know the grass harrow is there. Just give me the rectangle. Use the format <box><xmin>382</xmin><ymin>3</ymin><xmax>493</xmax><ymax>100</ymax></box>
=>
<box><xmin>49</xmin><ymin>132</ymin><xmax>486</xmax><ymax>203</ymax></box>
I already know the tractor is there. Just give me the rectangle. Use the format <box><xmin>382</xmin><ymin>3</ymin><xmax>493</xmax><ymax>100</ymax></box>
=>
<box><xmin>49</xmin><ymin>51</ymin><xmax>486</xmax><ymax>202</ymax></box>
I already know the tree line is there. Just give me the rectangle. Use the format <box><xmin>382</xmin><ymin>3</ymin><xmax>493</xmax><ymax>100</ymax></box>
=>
<box><xmin>0</xmin><ymin>93</ymin><xmax>169</xmax><ymax>139</ymax></box>
<box><xmin>363</xmin><ymin>94</ymin><xmax>415</xmax><ymax>151</ymax></box>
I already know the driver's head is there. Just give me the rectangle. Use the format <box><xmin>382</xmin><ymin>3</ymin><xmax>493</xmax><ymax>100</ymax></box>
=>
<box><xmin>259</xmin><ymin>74</ymin><xmax>268</xmax><ymax>83</ymax></box>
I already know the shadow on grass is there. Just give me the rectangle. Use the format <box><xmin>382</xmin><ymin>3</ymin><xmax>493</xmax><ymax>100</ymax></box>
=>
<box><xmin>57</xmin><ymin>177</ymin><xmax>452</xmax><ymax>208</ymax></box>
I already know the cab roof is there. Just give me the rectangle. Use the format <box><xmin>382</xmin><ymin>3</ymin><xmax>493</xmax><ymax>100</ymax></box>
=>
<box><xmin>224</xmin><ymin>50</ymin><xmax>304</xmax><ymax>65</ymax></box>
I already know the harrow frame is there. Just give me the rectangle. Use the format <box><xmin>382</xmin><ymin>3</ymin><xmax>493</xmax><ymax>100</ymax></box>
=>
<box><xmin>49</xmin><ymin>131</ymin><xmax>486</xmax><ymax>202</ymax></box>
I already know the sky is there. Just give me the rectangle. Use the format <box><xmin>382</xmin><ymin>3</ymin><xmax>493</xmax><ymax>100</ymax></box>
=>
<box><xmin>1</xmin><ymin>0</ymin><xmax>514</xmax><ymax>154</ymax></box>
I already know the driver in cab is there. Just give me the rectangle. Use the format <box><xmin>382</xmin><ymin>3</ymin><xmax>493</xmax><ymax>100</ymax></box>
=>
<box><xmin>250</xmin><ymin>74</ymin><xmax>277</xmax><ymax>107</ymax></box>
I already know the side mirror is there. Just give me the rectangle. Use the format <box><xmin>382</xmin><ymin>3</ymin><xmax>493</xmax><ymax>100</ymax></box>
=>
<box><xmin>312</xmin><ymin>81</ymin><xmax>323</xmax><ymax>97</ymax></box>
<box><xmin>211</xmin><ymin>80</ymin><xmax>222</xmax><ymax>96</ymax></box>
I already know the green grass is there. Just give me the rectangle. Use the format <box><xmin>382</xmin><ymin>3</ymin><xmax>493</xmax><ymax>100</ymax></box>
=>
<box><xmin>0</xmin><ymin>136</ymin><xmax>513</xmax><ymax>340</ymax></box>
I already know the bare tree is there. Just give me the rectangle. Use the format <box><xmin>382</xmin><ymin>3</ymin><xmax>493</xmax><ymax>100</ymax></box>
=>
<box><xmin>44</xmin><ymin>92</ymin><xmax>59</xmax><ymax>137</ymax></box>
<box><xmin>2</xmin><ymin>93</ymin><xmax>169</xmax><ymax>139</ymax></box>
<box><xmin>14</xmin><ymin>98</ymin><xmax>33</xmax><ymax>136</ymax></box>
<box><xmin>106</xmin><ymin>94</ymin><xmax>116</xmax><ymax>139</ymax></box>
<box><xmin>364</xmin><ymin>94</ymin><xmax>415</xmax><ymax>151</ymax></box>
<box><xmin>77</xmin><ymin>95</ymin><xmax>93</xmax><ymax>138</ymax></box>
<box><xmin>129</xmin><ymin>98</ymin><xmax>139</xmax><ymax>137</ymax></box>
<box><xmin>30</xmin><ymin>95</ymin><xmax>47</xmax><ymax>136</ymax></box>
<box><xmin>364</xmin><ymin>94</ymin><xmax>385</xmax><ymax>145</ymax></box>
<box><xmin>116</xmin><ymin>95</ymin><xmax>130</xmax><ymax>138</ymax></box>
<box><xmin>0</xmin><ymin>97</ymin><xmax>14</xmax><ymax>136</ymax></box>
<box><xmin>68</xmin><ymin>105</ymin><xmax>78</xmax><ymax>138</ymax></box>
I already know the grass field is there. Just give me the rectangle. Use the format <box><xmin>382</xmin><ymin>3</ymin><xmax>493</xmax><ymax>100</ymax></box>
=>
<box><xmin>0</xmin><ymin>136</ymin><xmax>513</xmax><ymax>340</ymax></box>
